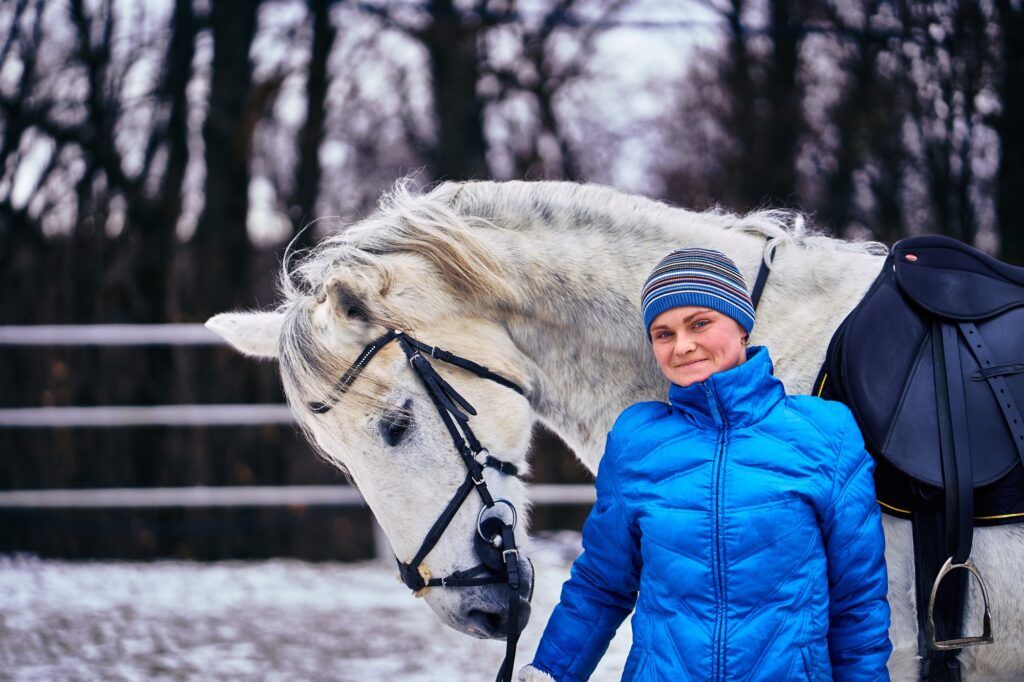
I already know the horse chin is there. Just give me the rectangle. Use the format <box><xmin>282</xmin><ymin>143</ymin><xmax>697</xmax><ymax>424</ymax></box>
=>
<box><xmin>432</xmin><ymin>558</ymin><xmax>535</xmax><ymax>640</ymax></box>
<box><xmin>455</xmin><ymin>593</ymin><xmax>533</xmax><ymax>640</ymax></box>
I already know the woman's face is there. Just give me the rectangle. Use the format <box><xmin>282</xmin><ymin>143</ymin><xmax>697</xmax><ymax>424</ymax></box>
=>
<box><xmin>649</xmin><ymin>306</ymin><xmax>749</xmax><ymax>387</ymax></box>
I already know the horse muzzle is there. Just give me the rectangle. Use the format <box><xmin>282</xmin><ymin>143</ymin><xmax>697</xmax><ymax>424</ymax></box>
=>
<box><xmin>454</xmin><ymin>557</ymin><xmax>534</xmax><ymax>639</ymax></box>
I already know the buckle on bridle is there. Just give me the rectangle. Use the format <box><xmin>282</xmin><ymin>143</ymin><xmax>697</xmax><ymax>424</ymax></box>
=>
<box><xmin>502</xmin><ymin>548</ymin><xmax>519</xmax><ymax>560</ymax></box>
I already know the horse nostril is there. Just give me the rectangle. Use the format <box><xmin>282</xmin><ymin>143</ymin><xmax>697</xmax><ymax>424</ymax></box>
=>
<box><xmin>468</xmin><ymin>608</ymin><xmax>507</xmax><ymax>636</ymax></box>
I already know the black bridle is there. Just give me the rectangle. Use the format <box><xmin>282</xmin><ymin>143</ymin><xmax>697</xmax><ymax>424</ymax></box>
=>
<box><xmin>308</xmin><ymin>329</ymin><xmax>529</xmax><ymax>682</ymax></box>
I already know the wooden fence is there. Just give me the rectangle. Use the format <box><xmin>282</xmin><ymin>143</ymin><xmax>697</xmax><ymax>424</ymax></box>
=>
<box><xmin>0</xmin><ymin>325</ymin><xmax>594</xmax><ymax>558</ymax></box>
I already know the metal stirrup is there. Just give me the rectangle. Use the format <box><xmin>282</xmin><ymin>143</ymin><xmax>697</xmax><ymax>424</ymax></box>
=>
<box><xmin>927</xmin><ymin>556</ymin><xmax>994</xmax><ymax>650</ymax></box>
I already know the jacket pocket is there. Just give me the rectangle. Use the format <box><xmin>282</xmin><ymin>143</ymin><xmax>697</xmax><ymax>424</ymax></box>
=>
<box><xmin>622</xmin><ymin>646</ymin><xmax>651</xmax><ymax>682</ymax></box>
<box><xmin>799</xmin><ymin>643</ymin><xmax>832</xmax><ymax>681</ymax></box>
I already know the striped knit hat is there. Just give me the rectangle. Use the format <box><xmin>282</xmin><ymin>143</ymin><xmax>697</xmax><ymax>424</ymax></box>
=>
<box><xmin>641</xmin><ymin>248</ymin><xmax>755</xmax><ymax>339</ymax></box>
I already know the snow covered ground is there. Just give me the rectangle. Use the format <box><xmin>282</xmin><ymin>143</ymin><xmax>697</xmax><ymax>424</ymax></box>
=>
<box><xmin>0</xmin><ymin>532</ymin><xmax>631</xmax><ymax>681</ymax></box>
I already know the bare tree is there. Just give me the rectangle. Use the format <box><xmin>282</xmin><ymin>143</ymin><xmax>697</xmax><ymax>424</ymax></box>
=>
<box><xmin>289</xmin><ymin>0</ymin><xmax>338</xmax><ymax>250</ymax></box>
<box><xmin>994</xmin><ymin>0</ymin><xmax>1023</xmax><ymax>263</ymax></box>
<box><xmin>181</xmin><ymin>0</ymin><xmax>264</xmax><ymax>318</ymax></box>
<box><xmin>661</xmin><ymin>0</ymin><xmax>1005</xmax><ymax>254</ymax></box>
<box><xmin>661</xmin><ymin>0</ymin><xmax>810</xmax><ymax>212</ymax></box>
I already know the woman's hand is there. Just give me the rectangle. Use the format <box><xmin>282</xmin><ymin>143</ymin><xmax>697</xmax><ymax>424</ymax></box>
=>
<box><xmin>516</xmin><ymin>664</ymin><xmax>556</xmax><ymax>681</ymax></box>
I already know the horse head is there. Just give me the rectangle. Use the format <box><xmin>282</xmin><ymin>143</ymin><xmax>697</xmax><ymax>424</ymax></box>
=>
<box><xmin>206</xmin><ymin>188</ymin><xmax>540</xmax><ymax>640</ymax></box>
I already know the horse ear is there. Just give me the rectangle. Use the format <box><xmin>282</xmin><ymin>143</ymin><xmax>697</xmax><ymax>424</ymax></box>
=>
<box><xmin>327</xmin><ymin>280</ymin><xmax>375</xmax><ymax>328</ymax></box>
<box><xmin>205</xmin><ymin>311</ymin><xmax>283</xmax><ymax>359</ymax></box>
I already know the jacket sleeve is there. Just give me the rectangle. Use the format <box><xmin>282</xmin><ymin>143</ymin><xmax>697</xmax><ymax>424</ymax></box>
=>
<box><xmin>821</xmin><ymin>410</ymin><xmax>893</xmax><ymax>681</ymax></box>
<box><xmin>530</xmin><ymin>429</ymin><xmax>642</xmax><ymax>682</ymax></box>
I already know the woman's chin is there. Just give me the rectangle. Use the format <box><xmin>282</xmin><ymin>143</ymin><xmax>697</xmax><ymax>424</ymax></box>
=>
<box><xmin>673</xmin><ymin>369</ymin><xmax>712</xmax><ymax>386</ymax></box>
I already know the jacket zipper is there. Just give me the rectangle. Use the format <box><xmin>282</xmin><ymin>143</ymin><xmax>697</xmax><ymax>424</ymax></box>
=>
<box><xmin>706</xmin><ymin>383</ymin><xmax>729</xmax><ymax>681</ymax></box>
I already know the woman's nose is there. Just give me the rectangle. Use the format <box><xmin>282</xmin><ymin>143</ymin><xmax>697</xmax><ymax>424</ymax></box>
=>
<box><xmin>674</xmin><ymin>334</ymin><xmax>695</xmax><ymax>355</ymax></box>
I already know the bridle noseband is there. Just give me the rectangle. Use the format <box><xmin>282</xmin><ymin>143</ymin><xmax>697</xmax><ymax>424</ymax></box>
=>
<box><xmin>308</xmin><ymin>329</ymin><xmax>529</xmax><ymax>682</ymax></box>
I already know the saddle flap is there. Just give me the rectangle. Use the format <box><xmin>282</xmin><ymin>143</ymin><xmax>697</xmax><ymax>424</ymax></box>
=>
<box><xmin>893</xmin><ymin>235</ymin><xmax>1024</xmax><ymax>320</ymax></box>
<box><xmin>882</xmin><ymin>318</ymin><xmax>1023</xmax><ymax>487</ymax></box>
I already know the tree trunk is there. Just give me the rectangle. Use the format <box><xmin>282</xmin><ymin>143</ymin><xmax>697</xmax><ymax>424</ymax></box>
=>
<box><xmin>761</xmin><ymin>0</ymin><xmax>803</xmax><ymax>206</ymax></box>
<box><xmin>721</xmin><ymin>0</ymin><xmax>757</xmax><ymax>209</ymax></box>
<box><xmin>190</xmin><ymin>0</ymin><xmax>261</xmax><ymax>318</ymax></box>
<box><xmin>291</xmin><ymin>0</ymin><xmax>336</xmax><ymax>249</ymax></box>
<box><xmin>996</xmin><ymin>0</ymin><xmax>1024</xmax><ymax>264</ymax></box>
<box><xmin>425</xmin><ymin>0</ymin><xmax>489</xmax><ymax>180</ymax></box>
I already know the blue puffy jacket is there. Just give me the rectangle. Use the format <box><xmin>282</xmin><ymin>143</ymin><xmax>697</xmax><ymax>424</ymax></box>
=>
<box><xmin>531</xmin><ymin>346</ymin><xmax>891</xmax><ymax>681</ymax></box>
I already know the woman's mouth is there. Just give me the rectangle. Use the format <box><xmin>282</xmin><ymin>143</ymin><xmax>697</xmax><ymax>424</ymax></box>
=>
<box><xmin>679</xmin><ymin>359</ymin><xmax>705</xmax><ymax>368</ymax></box>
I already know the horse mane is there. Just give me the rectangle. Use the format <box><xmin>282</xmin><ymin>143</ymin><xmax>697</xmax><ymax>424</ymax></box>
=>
<box><xmin>282</xmin><ymin>181</ymin><xmax>518</xmax><ymax>311</ymax></box>
<box><xmin>283</xmin><ymin>178</ymin><xmax>887</xmax><ymax>310</ymax></box>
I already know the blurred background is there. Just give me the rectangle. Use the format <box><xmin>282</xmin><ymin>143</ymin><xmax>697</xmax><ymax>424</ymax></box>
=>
<box><xmin>1</xmin><ymin>0</ymin><xmax>1022</xmax><ymax>561</ymax></box>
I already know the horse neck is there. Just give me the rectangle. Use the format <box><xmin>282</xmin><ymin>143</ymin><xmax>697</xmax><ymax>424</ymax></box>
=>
<box><xmin>449</xmin><ymin>181</ymin><xmax>877</xmax><ymax>471</ymax></box>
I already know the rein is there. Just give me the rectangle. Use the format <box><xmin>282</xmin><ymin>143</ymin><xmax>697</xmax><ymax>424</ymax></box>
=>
<box><xmin>308</xmin><ymin>329</ymin><xmax>528</xmax><ymax>682</ymax></box>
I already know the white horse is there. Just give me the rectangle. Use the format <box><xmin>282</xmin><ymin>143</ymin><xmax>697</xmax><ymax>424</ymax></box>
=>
<box><xmin>208</xmin><ymin>180</ymin><xmax>1024</xmax><ymax>680</ymax></box>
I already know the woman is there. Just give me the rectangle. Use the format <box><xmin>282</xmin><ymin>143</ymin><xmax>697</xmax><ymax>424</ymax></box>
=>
<box><xmin>518</xmin><ymin>248</ymin><xmax>891</xmax><ymax>681</ymax></box>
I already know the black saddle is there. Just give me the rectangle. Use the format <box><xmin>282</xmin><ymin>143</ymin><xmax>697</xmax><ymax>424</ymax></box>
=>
<box><xmin>816</xmin><ymin>234</ymin><xmax>1024</xmax><ymax>680</ymax></box>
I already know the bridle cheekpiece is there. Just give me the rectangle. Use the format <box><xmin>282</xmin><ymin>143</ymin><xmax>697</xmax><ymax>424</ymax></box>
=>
<box><xmin>307</xmin><ymin>329</ymin><xmax>530</xmax><ymax>682</ymax></box>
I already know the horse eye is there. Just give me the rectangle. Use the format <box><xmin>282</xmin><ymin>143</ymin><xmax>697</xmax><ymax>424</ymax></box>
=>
<box><xmin>380</xmin><ymin>399</ymin><xmax>413</xmax><ymax>447</ymax></box>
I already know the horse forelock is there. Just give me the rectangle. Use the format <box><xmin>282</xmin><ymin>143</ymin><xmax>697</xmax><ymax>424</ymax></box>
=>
<box><xmin>277</xmin><ymin>296</ymin><xmax>398</xmax><ymax>475</ymax></box>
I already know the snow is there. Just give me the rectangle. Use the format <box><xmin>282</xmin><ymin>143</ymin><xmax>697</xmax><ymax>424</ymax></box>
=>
<box><xmin>0</xmin><ymin>533</ymin><xmax>631</xmax><ymax>681</ymax></box>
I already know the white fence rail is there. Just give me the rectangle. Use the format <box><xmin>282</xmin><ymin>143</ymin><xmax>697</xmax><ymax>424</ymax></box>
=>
<box><xmin>2</xmin><ymin>325</ymin><xmax>595</xmax><ymax>559</ymax></box>
<box><xmin>0</xmin><ymin>404</ymin><xmax>294</xmax><ymax>427</ymax></box>
<box><xmin>0</xmin><ymin>484</ymin><xmax>595</xmax><ymax>509</ymax></box>
<box><xmin>0</xmin><ymin>324</ymin><xmax>223</xmax><ymax>346</ymax></box>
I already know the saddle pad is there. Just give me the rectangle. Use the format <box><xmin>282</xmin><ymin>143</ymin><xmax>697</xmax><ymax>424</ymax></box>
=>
<box><xmin>819</xmin><ymin>237</ymin><xmax>1024</xmax><ymax>489</ymax></box>
<box><xmin>873</xmin><ymin>456</ymin><xmax>1024</xmax><ymax>526</ymax></box>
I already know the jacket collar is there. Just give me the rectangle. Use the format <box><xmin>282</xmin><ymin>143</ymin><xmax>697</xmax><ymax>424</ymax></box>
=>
<box><xmin>667</xmin><ymin>345</ymin><xmax>785</xmax><ymax>429</ymax></box>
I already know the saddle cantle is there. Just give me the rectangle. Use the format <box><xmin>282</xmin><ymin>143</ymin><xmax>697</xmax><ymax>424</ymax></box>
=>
<box><xmin>815</xmin><ymin>234</ymin><xmax>1024</xmax><ymax>677</ymax></box>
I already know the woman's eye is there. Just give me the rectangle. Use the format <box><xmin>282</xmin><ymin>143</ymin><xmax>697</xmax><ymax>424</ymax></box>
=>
<box><xmin>380</xmin><ymin>399</ymin><xmax>414</xmax><ymax>447</ymax></box>
<box><xmin>693</xmin><ymin>319</ymin><xmax>709</xmax><ymax>329</ymax></box>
